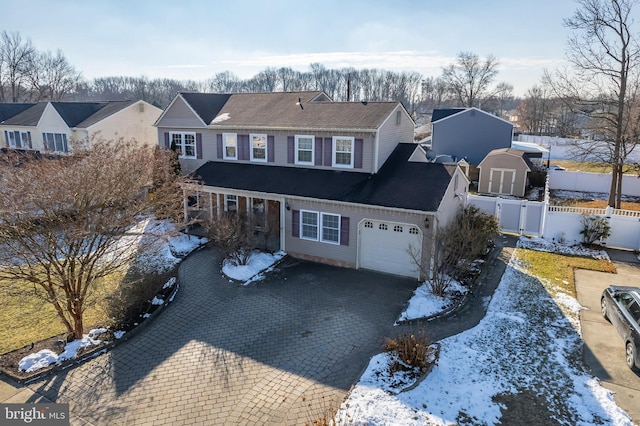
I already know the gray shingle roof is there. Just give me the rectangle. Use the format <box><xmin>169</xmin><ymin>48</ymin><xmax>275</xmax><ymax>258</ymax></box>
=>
<box><xmin>193</xmin><ymin>144</ymin><xmax>453</xmax><ymax>212</ymax></box>
<box><xmin>0</xmin><ymin>103</ymin><xmax>36</xmax><ymax>123</ymax></box>
<box><xmin>180</xmin><ymin>91</ymin><xmax>400</xmax><ymax>130</ymax></box>
<box><xmin>2</xmin><ymin>101</ymin><xmax>138</xmax><ymax>128</ymax></box>
<box><xmin>2</xmin><ymin>103</ymin><xmax>47</xmax><ymax>126</ymax></box>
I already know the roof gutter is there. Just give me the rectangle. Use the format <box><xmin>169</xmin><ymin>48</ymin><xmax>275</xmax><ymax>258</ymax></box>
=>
<box><xmin>183</xmin><ymin>182</ymin><xmax>436</xmax><ymax>215</ymax></box>
<box><xmin>206</xmin><ymin>125</ymin><xmax>378</xmax><ymax>133</ymax></box>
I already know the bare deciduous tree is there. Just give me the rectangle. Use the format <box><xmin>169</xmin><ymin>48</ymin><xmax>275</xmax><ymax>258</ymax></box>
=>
<box><xmin>441</xmin><ymin>52</ymin><xmax>500</xmax><ymax>108</ymax></box>
<box><xmin>204</xmin><ymin>212</ymin><xmax>260</xmax><ymax>266</ymax></box>
<box><xmin>0</xmin><ymin>30</ymin><xmax>36</xmax><ymax>102</ymax></box>
<box><xmin>0</xmin><ymin>141</ymin><xmax>188</xmax><ymax>340</ymax></box>
<box><xmin>557</xmin><ymin>0</ymin><xmax>640</xmax><ymax>208</ymax></box>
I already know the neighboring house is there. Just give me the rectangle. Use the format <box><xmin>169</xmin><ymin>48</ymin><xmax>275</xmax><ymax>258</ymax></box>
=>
<box><xmin>0</xmin><ymin>100</ymin><xmax>162</xmax><ymax>153</ymax></box>
<box><xmin>477</xmin><ymin>148</ymin><xmax>533</xmax><ymax>197</ymax></box>
<box><xmin>430</xmin><ymin>107</ymin><xmax>514</xmax><ymax>165</ymax></box>
<box><xmin>156</xmin><ymin>91</ymin><xmax>469</xmax><ymax>279</ymax></box>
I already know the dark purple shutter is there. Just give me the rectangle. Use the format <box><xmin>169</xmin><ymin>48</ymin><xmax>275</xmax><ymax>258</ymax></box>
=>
<box><xmin>27</xmin><ymin>131</ymin><xmax>32</xmax><ymax>149</ymax></box>
<box><xmin>292</xmin><ymin>209</ymin><xmax>300</xmax><ymax>237</ymax></box>
<box><xmin>354</xmin><ymin>138</ymin><xmax>363</xmax><ymax>169</ymax></box>
<box><xmin>164</xmin><ymin>132</ymin><xmax>170</xmax><ymax>149</ymax></box>
<box><xmin>267</xmin><ymin>135</ymin><xmax>275</xmax><ymax>162</ymax></box>
<box><xmin>340</xmin><ymin>217</ymin><xmax>350</xmax><ymax>246</ymax></box>
<box><xmin>239</xmin><ymin>135</ymin><xmax>250</xmax><ymax>160</ymax></box>
<box><xmin>323</xmin><ymin>138</ymin><xmax>332</xmax><ymax>166</ymax></box>
<box><xmin>287</xmin><ymin>136</ymin><xmax>294</xmax><ymax>164</ymax></box>
<box><xmin>4</xmin><ymin>131</ymin><xmax>8</xmax><ymax>147</ymax></box>
<box><xmin>314</xmin><ymin>137</ymin><xmax>323</xmax><ymax>166</ymax></box>
<box><xmin>216</xmin><ymin>134</ymin><xmax>223</xmax><ymax>159</ymax></box>
<box><xmin>196</xmin><ymin>133</ymin><xmax>203</xmax><ymax>159</ymax></box>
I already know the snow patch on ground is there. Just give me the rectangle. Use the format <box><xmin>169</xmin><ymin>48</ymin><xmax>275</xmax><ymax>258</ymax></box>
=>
<box><xmin>396</xmin><ymin>279</ymin><xmax>467</xmax><ymax>322</ymax></box>
<box><xmin>222</xmin><ymin>251</ymin><xmax>285</xmax><ymax>284</ymax></box>
<box><xmin>18</xmin><ymin>329</ymin><xmax>106</xmax><ymax>373</ymax></box>
<box><xmin>518</xmin><ymin>236</ymin><xmax>610</xmax><ymax>259</ymax></box>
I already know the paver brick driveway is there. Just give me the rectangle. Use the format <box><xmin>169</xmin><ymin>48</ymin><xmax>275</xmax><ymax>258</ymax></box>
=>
<box><xmin>25</xmin><ymin>248</ymin><xmax>418</xmax><ymax>425</ymax></box>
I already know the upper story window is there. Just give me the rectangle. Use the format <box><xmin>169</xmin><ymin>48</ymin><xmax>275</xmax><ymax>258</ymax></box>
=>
<box><xmin>43</xmin><ymin>132</ymin><xmax>68</xmax><ymax>153</ymax></box>
<box><xmin>6</xmin><ymin>130</ymin><xmax>32</xmax><ymax>149</ymax></box>
<box><xmin>223</xmin><ymin>133</ymin><xmax>237</xmax><ymax>160</ymax></box>
<box><xmin>333</xmin><ymin>136</ymin><xmax>354</xmax><ymax>168</ymax></box>
<box><xmin>295</xmin><ymin>135</ymin><xmax>314</xmax><ymax>165</ymax></box>
<box><xmin>250</xmin><ymin>134</ymin><xmax>267</xmax><ymax>162</ymax></box>
<box><xmin>396</xmin><ymin>110</ymin><xmax>402</xmax><ymax>125</ymax></box>
<box><xmin>171</xmin><ymin>131</ymin><xmax>196</xmax><ymax>159</ymax></box>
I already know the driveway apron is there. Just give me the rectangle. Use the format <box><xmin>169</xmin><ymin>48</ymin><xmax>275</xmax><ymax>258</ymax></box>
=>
<box><xmin>23</xmin><ymin>248</ymin><xmax>417</xmax><ymax>425</ymax></box>
<box><xmin>575</xmin><ymin>250</ymin><xmax>640</xmax><ymax>425</ymax></box>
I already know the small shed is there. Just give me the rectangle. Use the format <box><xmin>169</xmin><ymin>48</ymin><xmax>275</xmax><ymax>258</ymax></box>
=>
<box><xmin>477</xmin><ymin>148</ymin><xmax>533</xmax><ymax>197</ymax></box>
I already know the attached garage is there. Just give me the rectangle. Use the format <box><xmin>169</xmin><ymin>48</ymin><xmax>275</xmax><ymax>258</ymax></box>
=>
<box><xmin>358</xmin><ymin>219</ymin><xmax>423</xmax><ymax>279</ymax></box>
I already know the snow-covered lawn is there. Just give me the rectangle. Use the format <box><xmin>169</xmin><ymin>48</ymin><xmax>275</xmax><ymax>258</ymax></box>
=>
<box><xmin>336</xmin><ymin>238</ymin><xmax>631</xmax><ymax>425</ymax></box>
<box><xmin>222</xmin><ymin>251</ymin><xmax>286</xmax><ymax>284</ymax></box>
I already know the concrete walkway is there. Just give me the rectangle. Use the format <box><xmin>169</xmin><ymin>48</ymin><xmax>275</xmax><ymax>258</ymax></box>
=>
<box><xmin>576</xmin><ymin>250</ymin><xmax>640</xmax><ymax>425</ymax></box>
<box><xmin>4</xmin><ymin>248</ymin><xmax>418</xmax><ymax>425</ymax></box>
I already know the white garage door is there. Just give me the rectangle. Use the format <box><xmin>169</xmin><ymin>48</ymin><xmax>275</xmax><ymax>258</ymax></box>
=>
<box><xmin>358</xmin><ymin>219</ymin><xmax>422</xmax><ymax>279</ymax></box>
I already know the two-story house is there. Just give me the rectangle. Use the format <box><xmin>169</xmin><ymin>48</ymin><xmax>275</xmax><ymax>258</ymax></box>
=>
<box><xmin>156</xmin><ymin>91</ymin><xmax>469</xmax><ymax>279</ymax></box>
<box><xmin>430</xmin><ymin>107</ymin><xmax>514</xmax><ymax>165</ymax></box>
<box><xmin>1</xmin><ymin>100</ymin><xmax>162</xmax><ymax>153</ymax></box>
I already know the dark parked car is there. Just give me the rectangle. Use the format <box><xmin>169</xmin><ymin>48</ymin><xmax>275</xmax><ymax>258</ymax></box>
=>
<box><xmin>601</xmin><ymin>286</ymin><xmax>640</xmax><ymax>371</ymax></box>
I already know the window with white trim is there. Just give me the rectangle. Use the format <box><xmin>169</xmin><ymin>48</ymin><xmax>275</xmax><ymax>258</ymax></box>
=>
<box><xmin>300</xmin><ymin>210</ymin><xmax>318</xmax><ymax>240</ymax></box>
<box><xmin>321</xmin><ymin>213</ymin><xmax>340</xmax><ymax>244</ymax></box>
<box><xmin>295</xmin><ymin>135</ymin><xmax>314</xmax><ymax>165</ymax></box>
<box><xmin>250</xmin><ymin>134</ymin><xmax>267</xmax><ymax>162</ymax></box>
<box><xmin>225</xmin><ymin>194</ymin><xmax>237</xmax><ymax>212</ymax></box>
<box><xmin>7</xmin><ymin>131</ymin><xmax>32</xmax><ymax>149</ymax></box>
<box><xmin>333</xmin><ymin>136</ymin><xmax>354</xmax><ymax>168</ymax></box>
<box><xmin>171</xmin><ymin>131</ymin><xmax>196</xmax><ymax>159</ymax></box>
<box><xmin>43</xmin><ymin>132</ymin><xmax>68</xmax><ymax>153</ymax></box>
<box><xmin>223</xmin><ymin>133</ymin><xmax>237</xmax><ymax>159</ymax></box>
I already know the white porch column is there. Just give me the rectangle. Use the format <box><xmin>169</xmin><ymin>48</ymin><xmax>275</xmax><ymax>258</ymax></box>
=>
<box><xmin>280</xmin><ymin>197</ymin><xmax>287</xmax><ymax>251</ymax></box>
<box><xmin>208</xmin><ymin>192</ymin><xmax>213</xmax><ymax>220</ymax></box>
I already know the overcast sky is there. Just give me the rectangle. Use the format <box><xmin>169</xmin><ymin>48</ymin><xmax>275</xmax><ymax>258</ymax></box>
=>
<box><xmin>1</xmin><ymin>0</ymin><xmax>579</xmax><ymax>96</ymax></box>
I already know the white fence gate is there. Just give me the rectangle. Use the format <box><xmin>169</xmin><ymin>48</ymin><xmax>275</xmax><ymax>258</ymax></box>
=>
<box><xmin>467</xmin><ymin>195</ymin><xmax>545</xmax><ymax>237</ymax></box>
<box><xmin>467</xmin><ymin>195</ymin><xmax>640</xmax><ymax>251</ymax></box>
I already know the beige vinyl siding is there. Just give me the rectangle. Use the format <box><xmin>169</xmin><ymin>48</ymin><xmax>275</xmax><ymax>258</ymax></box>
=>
<box><xmin>478</xmin><ymin>153</ymin><xmax>529</xmax><ymax>196</ymax></box>
<box><xmin>436</xmin><ymin>167</ymin><xmax>468</xmax><ymax>228</ymax></box>
<box><xmin>156</xmin><ymin>97</ymin><xmax>204</xmax><ymax>128</ymax></box>
<box><xmin>179</xmin><ymin>129</ymin><xmax>377</xmax><ymax>173</ymax></box>
<box><xmin>85</xmin><ymin>101</ymin><xmax>161</xmax><ymax>147</ymax></box>
<box><xmin>284</xmin><ymin>198</ymin><xmax>434</xmax><ymax>278</ymax></box>
<box><xmin>376</xmin><ymin>105</ymin><xmax>415</xmax><ymax>171</ymax></box>
<box><xmin>35</xmin><ymin>104</ymin><xmax>71</xmax><ymax>151</ymax></box>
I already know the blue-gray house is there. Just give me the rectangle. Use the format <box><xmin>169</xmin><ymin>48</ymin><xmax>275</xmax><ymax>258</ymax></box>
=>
<box><xmin>430</xmin><ymin>108</ymin><xmax>514</xmax><ymax>165</ymax></box>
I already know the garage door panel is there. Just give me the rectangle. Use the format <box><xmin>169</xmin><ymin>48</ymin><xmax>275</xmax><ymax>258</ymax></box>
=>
<box><xmin>359</xmin><ymin>220</ymin><xmax>422</xmax><ymax>279</ymax></box>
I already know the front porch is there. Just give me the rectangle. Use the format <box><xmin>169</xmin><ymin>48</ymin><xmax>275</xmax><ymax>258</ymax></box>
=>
<box><xmin>185</xmin><ymin>188</ymin><xmax>284</xmax><ymax>252</ymax></box>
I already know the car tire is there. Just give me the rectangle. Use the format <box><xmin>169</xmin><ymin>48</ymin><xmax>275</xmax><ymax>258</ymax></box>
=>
<box><xmin>626</xmin><ymin>342</ymin><xmax>639</xmax><ymax>371</ymax></box>
<box><xmin>601</xmin><ymin>298</ymin><xmax>610</xmax><ymax>322</ymax></box>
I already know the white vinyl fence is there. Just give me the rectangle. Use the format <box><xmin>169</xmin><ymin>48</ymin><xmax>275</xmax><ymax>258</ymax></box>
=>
<box><xmin>468</xmin><ymin>196</ymin><xmax>640</xmax><ymax>251</ymax></box>
<box><xmin>548</xmin><ymin>169</ymin><xmax>640</xmax><ymax>197</ymax></box>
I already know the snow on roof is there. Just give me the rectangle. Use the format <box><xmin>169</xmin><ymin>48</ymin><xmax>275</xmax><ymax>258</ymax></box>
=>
<box><xmin>511</xmin><ymin>141</ymin><xmax>550</xmax><ymax>153</ymax></box>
